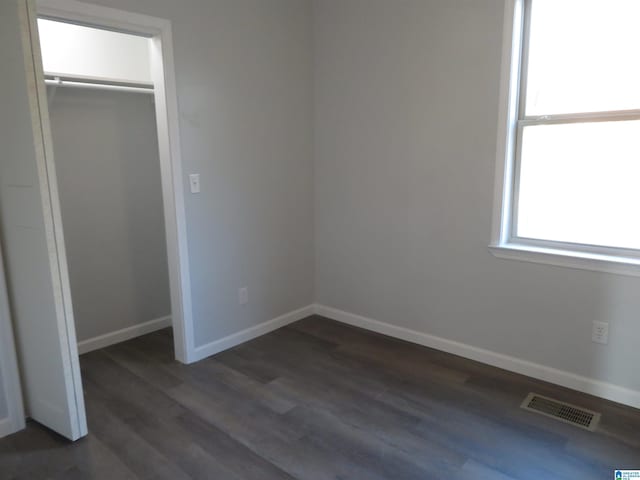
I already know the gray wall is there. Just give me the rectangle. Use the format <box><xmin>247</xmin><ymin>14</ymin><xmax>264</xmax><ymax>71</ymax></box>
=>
<box><xmin>78</xmin><ymin>0</ymin><xmax>315</xmax><ymax>346</ymax></box>
<box><xmin>313</xmin><ymin>0</ymin><xmax>640</xmax><ymax>392</ymax></box>
<box><xmin>48</xmin><ymin>87</ymin><xmax>170</xmax><ymax>342</ymax></box>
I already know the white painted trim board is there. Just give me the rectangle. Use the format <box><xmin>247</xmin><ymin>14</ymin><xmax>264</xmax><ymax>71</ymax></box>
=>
<box><xmin>192</xmin><ymin>305</ymin><xmax>315</xmax><ymax>362</ymax></box>
<box><xmin>77</xmin><ymin>316</ymin><xmax>172</xmax><ymax>354</ymax></box>
<box><xmin>0</xmin><ymin>243</ymin><xmax>25</xmax><ymax>438</ymax></box>
<box><xmin>313</xmin><ymin>304</ymin><xmax>640</xmax><ymax>410</ymax></box>
<box><xmin>0</xmin><ymin>418</ymin><xmax>17</xmax><ymax>439</ymax></box>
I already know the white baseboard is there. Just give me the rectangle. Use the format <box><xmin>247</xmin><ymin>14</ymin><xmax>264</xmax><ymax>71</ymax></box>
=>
<box><xmin>192</xmin><ymin>305</ymin><xmax>315</xmax><ymax>362</ymax></box>
<box><xmin>0</xmin><ymin>414</ymin><xmax>25</xmax><ymax>440</ymax></box>
<box><xmin>0</xmin><ymin>418</ymin><xmax>11</xmax><ymax>438</ymax></box>
<box><xmin>77</xmin><ymin>316</ymin><xmax>172</xmax><ymax>354</ymax></box>
<box><xmin>313</xmin><ymin>304</ymin><xmax>640</xmax><ymax>410</ymax></box>
<box><xmin>0</xmin><ymin>416</ymin><xmax>21</xmax><ymax>439</ymax></box>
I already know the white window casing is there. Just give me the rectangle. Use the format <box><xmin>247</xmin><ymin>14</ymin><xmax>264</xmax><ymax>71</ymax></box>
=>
<box><xmin>490</xmin><ymin>0</ymin><xmax>640</xmax><ymax>277</ymax></box>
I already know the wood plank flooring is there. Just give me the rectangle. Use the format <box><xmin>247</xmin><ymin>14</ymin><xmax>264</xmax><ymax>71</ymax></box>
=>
<box><xmin>1</xmin><ymin>315</ymin><xmax>639</xmax><ymax>479</ymax></box>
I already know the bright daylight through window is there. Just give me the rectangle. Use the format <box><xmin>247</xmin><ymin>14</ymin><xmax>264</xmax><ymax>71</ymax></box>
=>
<box><xmin>495</xmin><ymin>0</ymin><xmax>640</xmax><ymax>269</ymax></box>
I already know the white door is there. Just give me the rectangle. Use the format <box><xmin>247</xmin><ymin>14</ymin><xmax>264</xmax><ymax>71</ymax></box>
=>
<box><xmin>0</xmin><ymin>0</ymin><xmax>87</xmax><ymax>440</ymax></box>
<box><xmin>0</xmin><ymin>242</ymin><xmax>25</xmax><ymax>438</ymax></box>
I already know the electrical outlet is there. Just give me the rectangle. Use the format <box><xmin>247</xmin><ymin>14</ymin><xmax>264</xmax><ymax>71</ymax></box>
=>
<box><xmin>592</xmin><ymin>321</ymin><xmax>609</xmax><ymax>345</ymax></box>
<box><xmin>238</xmin><ymin>287</ymin><xmax>248</xmax><ymax>305</ymax></box>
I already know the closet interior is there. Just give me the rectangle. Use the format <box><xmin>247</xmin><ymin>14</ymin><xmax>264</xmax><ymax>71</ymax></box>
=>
<box><xmin>38</xmin><ymin>18</ymin><xmax>171</xmax><ymax>352</ymax></box>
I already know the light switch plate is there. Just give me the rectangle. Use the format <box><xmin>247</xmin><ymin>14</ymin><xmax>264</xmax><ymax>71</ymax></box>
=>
<box><xmin>189</xmin><ymin>174</ymin><xmax>200</xmax><ymax>193</ymax></box>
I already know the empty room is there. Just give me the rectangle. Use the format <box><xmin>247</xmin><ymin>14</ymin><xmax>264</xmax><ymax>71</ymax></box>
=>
<box><xmin>0</xmin><ymin>0</ymin><xmax>639</xmax><ymax>479</ymax></box>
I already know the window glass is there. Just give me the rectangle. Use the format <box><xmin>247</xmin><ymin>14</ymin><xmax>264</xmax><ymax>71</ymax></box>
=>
<box><xmin>525</xmin><ymin>0</ymin><xmax>640</xmax><ymax>116</ymax></box>
<box><xmin>517</xmin><ymin>120</ymin><xmax>640</xmax><ymax>249</ymax></box>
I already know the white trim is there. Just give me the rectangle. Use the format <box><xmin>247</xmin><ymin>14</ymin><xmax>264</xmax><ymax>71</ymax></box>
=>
<box><xmin>489</xmin><ymin>244</ymin><xmax>640</xmax><ymax>278</ymax></box>
<box><xmin>37</xmin><ymin>0</ymin><xmax>168</xmax><ymax>34</ymax></box>
<box><xmin>20</xmin><ymin>0</ymin><xmax>87</xmax><ymax>440</ymax></box>
<box><xmin>148</xmin><ymin>21</ymin><xmax>196</xmax><ymax>364</ymax></box>
<box><xmin>0</xmin><ymin>418</ymin><xmax>18</xmax><ymax>439</ymax></box>
<box><xmin>77</xmin><ymin>316</ymin><xmax>172</xmax><ymax>355</ymax></box>
<box><xmin>490</xmin><ymin>0</ymin><xmax>640</xmax><ymax>276</ymax></box>
<box><xmin>192</xmin><ymin>306</ymin><xmax>315</xmax><ymax>362</ymax></box>
<box><xmin>519</xmin><ymin>109</ymin><xmax>640</xmax><ymax>126</ymax></box>
<box><xmin>313</xmin><ymin>304</ymin><xmax>640</xmax><ymax>410</ymax></box>
<box><xmin>35</xmin><ymin>0</ymin><xmax>196</xmax><ymax>364</ymax></box>
<box><xmin>0</xmin><ymin>245</ymin><xmax>26</xmax><ymax>438</ymax></box>
<box><xmin>490</xmin><ymin>0</ymin><xmax>523</xmax><ymax>247</ymax></box>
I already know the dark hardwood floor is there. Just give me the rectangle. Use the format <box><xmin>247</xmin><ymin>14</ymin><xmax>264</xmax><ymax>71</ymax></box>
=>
<box><xmin>1</xmin><ymin>315</ymin><xmax>639</xmax><ymax>479</ymax></box>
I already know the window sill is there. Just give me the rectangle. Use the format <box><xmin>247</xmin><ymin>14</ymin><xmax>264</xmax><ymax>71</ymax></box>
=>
<box><xmin>489</xmin><ymin>243</ymin><xmax>640</xmax><ymax>277</ymax></box>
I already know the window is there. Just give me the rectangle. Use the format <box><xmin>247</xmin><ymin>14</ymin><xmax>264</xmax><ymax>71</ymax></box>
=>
<box><xmin>491</xmin><ymin>0</ymin><xmax>640</xmax><ymax>275</ymax></box>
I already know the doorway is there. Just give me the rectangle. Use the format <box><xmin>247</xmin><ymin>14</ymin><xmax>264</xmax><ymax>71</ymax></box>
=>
<box><xmin>33</xmin><ymin>0</ymin><xmax>195</xmax><ymax>365</ymax></box>
<box><xmin>0</xmin><ymin>0</ymin><xmax>195</xmax><ymax>441</ymax></box>
<box><xmin>40</xmin><ymin>17</ymin><xmax>174</xmax><ymax>355</ymax></box>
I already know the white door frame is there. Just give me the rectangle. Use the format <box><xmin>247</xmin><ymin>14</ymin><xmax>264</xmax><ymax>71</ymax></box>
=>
<box><xmin>0</xmin><ymin>243</ymin><xmax>25</xmax><ymax>438</ymax></box>
<box><xmin>32</xmin><ymin>0</ymin><xmax>196</xmax><ymax>363</ymax></box>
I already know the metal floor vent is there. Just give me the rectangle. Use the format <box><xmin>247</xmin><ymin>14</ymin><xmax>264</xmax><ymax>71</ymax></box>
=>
<box><xmin>520</xmin><ymin>393</ymin><xmax>601</xmax><ymax>431</ymax></box>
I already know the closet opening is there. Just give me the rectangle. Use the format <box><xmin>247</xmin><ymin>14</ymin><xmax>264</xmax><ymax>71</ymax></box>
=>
<box><xmin>34</xmin><ymin>7</ymin><xmax>194</xmax><ymax>365</ymax></box>
<box><xmin>38</xmin><ymin>17</ymin><xmax>173</xmax><ymax>355</ymax></box>
<box><xmin>0</xmin><ymin>1</ymin><xmax>194</xmax><ymax>441</ymax></box>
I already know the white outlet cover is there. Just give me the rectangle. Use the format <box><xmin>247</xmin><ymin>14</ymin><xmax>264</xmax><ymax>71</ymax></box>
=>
<box><xmin>238</xmin><ymin>287</ymin><xmax>248</xmax><ymax>305</ymax></box>
<box><xmin>592</xmin><ymin>321</ymin><xmax>609</xmax><ymax>345</ymax></box>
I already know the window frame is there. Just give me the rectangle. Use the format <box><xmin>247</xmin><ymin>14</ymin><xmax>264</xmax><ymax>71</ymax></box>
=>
<box><xmin>490</xmin><ymin>0</ymin><xmax>640</xmax><ymax>277</ymax></box>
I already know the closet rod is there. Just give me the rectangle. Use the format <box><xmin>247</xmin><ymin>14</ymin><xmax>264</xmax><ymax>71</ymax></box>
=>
<box><xmin>45</xmin><ymin>76</ymin><xmax>154</xmax><ymax>95</ymax></box>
